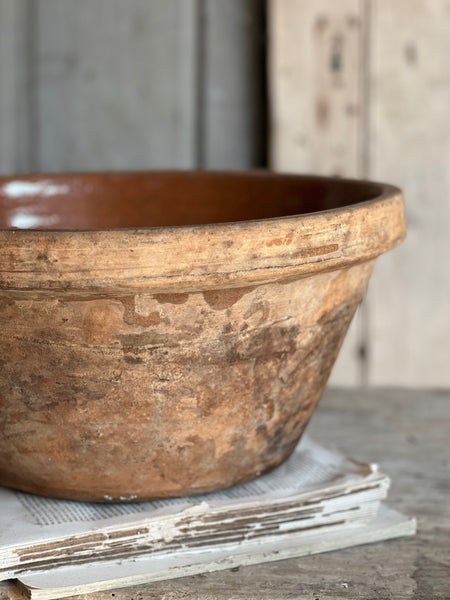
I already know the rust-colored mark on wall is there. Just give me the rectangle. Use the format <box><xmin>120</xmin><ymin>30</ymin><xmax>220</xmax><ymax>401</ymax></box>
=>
<box><xmin>315</xmin><ymin>15</ymin><xmax>328</xmax><ymax>34</ymax></box>
<box><xmin>405</xmin><ymin>43</ymin><xmax>418</xmax><ymax>66</ymax></box>
<box><xmin>316</xmin><ymin>97</ymin><xmax>330</xmax><ymax>129</ymax></box>
<box><xmin>330</xmin><ymin>34</ymin><xmax>344</xmax><ymax>76</ymax></box>
<box><xmin>312</xmin><ymin>7</ymin><xmax>364</xmax><ymax>178</ymax></box>
<box><xmin>347</xmin><ymin>15</ymin><xmax>361</xmax><ymax>29</ymax></box>
<box><xmin>346</xmin><ymin>103</ymin><xmax>360</xmax><ymax>117</ymax></box>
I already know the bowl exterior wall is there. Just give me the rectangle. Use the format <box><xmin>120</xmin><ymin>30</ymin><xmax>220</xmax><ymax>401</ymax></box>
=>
<box><xmin>0</xmin><ymin>260</ymin><xmax>374</xmax><ymax>501</ymax></box>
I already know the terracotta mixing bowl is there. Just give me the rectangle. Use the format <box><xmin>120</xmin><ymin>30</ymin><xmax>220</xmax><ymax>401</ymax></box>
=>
<box><xmin>0</xmin><ymin>172</ymin><xmax>405</xmax><ymax>501</ymax></box>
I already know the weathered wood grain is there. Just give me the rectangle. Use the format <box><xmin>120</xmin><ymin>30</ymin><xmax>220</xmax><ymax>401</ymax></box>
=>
<box><xmin>268</xmin><ymin>0</ymin><xmax>369</xmax><ymax>385</ymax></box>
<box><xmin>2</xmin><ymin>388</ymin><xmax>447</xmax><ymax>599</ymax></box>
<box><xmin>269</xmin><ymin>0</ymin><xmax>367</xmax><ymax>176</ymax></box>
<box><xmin>368</xmin><ymin>0</ymin><xmax>450</xmax><ymax>387</ymax></box>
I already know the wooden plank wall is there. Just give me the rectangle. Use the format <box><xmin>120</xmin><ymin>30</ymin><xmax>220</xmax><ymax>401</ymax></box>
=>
<box><xmin>1</xmin><ymin>1</ymin><xmax>448</xmax><ymax>387</ymax></box>
<box><xmin>269</xmin><ymin>0</ymin><xmax>370</xmax><ymax>386</ymax></box>
<box><xmin>270</xmin><ymin>0</ymin><xmax>450</xmax><ymax>388</ymax></box>
<box><xmin>369</xmin><ymin>0</ymin><xmax>450</xmax><ymax>387</ymax></box>
<box><xmin>34</xmin><ymin>0</ymin><xmax>200</xmax><ymax>172</ymax></box>
<box><xmin>0</xmin><ymin>0</ymin><xmax>264</xmax><ymax>175</ymax></box>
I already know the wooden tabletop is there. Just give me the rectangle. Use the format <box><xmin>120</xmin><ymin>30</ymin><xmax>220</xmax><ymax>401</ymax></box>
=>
<box><xmin>1</xmin><ymin>388</ymin><xmax>449</xmax><ymax>600</ymax></box>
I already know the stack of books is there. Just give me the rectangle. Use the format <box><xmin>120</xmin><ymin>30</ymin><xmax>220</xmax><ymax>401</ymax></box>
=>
<box><xmin>0</xmin><ymin>437</ymin><xmax>415</xmax><ymax>600</ymax></box>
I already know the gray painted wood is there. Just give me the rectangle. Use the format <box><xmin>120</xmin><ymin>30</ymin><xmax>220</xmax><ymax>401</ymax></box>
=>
<box><xmin>2</xmin><ymin>388</ymin><xmax>447</xmax><ymax>599</ymax></box>
<box><xmin>368</xmin><ymin>0</ymin><xmax>450</xmax><ymax>387</ymax></box>
<box><xmin>34</xmin><ymin>0</ymin><xmax>199</xmax><ymax>172</ymax></box>
<box><xmin>22</xmin><ymin>0</ymin><xmax>263</xmax><ymax>174</ymax></box>
<box><xmin>269</xmin><ymin>0</ymin><xmax>369</xmax><ymax>386</ymax></box>
<box><xmin>0</xmin><ymin>0</ymin><xmax>30</xmax><ymax>174</ymax></box>
<box><xmin>200</xmin><ymin>0</ymin><xmax>264</xmax><ymax>168</ymax></box>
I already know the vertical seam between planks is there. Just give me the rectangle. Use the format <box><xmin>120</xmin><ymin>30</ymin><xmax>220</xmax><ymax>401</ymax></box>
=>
<box><xmin>194</xmin><ymin>0</ymin><xmax>207</xmax><ymax>168</ymax></box>
<box><xmin>2</xmin><ymin>0</ymin><xmax>31</xmax><ymax>174</ymax></box>
<box><xmin>25</xmin><ymin>0</ymin><xmax>39</xmax><ymax>172</ymax></box>
<box><xmin>255</xmin><ymin>0</ymin><xmax>268</xmax><ymax>167</ymax></box>
<box><xmin>359</xmin><ymin>0</ymin><xmax>373</xmax><ymax>386</ymax></box>
<box><xmin>11</xmin><ymin>1</ymin><xmax>23</xmax><ymax>172</ymax></box>
<box><xmin>361</xmin><ymin>0</ymin><xmax>372</xmax><ymax>179</ymax></box>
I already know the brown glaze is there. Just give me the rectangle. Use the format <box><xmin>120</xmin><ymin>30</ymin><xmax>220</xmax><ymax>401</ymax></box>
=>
<box><xmin>0</xmin><ymin>172</ymin><xmax>405</xmax><ymax>501</ymax></box>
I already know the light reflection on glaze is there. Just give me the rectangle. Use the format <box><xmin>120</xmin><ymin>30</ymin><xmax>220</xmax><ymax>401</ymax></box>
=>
<box><xmin>1</xmin><ymin>180</ymin><xmax>68</xmax><ymax>229</ymax></box>
<box><xmin>3</xmin><ymin>180</ymin><xmax>69</xmax><ymax>198</ymax></box>
<box><xmin>9</xmin><ymin>212</ymin><xmax>60</xmax><ymax>229</ymax></box>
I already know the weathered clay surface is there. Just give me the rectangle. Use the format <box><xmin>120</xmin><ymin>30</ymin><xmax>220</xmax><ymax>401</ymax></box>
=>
<box><xmin>0</xmin><ymin>172</ymin><xmax>405</xmax><ymax>501</ymax></box>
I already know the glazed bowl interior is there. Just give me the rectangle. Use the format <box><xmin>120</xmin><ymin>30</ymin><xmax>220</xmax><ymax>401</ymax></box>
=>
<box><xmin>0</xmin><ymin>172</ymin><xmax>383</xmax><ymax>230</ymax></box>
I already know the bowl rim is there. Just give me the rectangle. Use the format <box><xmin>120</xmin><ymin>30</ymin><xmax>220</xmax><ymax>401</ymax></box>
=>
<box><xmin>0</xmin><ymin>170</ymin><xmax>399</xmax><ymax>233</ymax></box>
<box><xmin>0</xmin><ymin>171</ymin><xmax>405</xmax><ymax>294</ymax></box>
